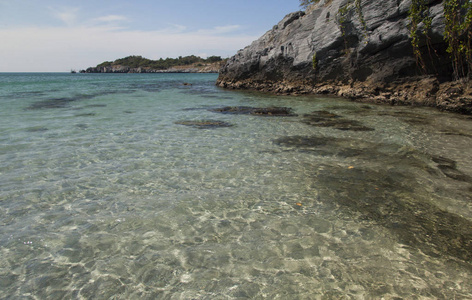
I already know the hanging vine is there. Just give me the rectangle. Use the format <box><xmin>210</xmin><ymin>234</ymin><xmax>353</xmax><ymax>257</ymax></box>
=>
<box><xmin>337</xmin><ymin>2</ymin><xmax>351</xmax><ymax>54</ymax></box>
<box><xmin>336</xmin><ymin>0</ymin><xmax>369</xmax><ymax>54</ymax></box>
<box><xmin>408</xmin><ymin>0</ymin><xmax>432</xmax><ymax>73</ymax></box>
<box><xmin>354</xmin><ymin>0</ymin><xmax>368</xmax><ymax>40</ymax></box>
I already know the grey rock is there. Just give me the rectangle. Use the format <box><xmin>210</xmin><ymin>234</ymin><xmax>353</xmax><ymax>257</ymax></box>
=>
<box><xmin>218</xmin><ymin>0</ymin><xmax>428</xmax><ymax>83</ymax></box>
<box><xmin>217</xmin><ymin>0</ymin><xmax>472</xmax><ymax>114</ymax></box>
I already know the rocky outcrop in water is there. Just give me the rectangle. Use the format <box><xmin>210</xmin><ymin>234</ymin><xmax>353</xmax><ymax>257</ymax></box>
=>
<box><xmin>217</xmin><ymin>0</ymin><xmax>472</xmax><ymax>114</ymax></box>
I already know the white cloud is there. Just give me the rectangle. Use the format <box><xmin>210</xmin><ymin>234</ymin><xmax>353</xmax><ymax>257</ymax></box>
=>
<box><xmin>93</xmin><ymin>15</ymin><xmax>128</xmax><ymax>23</ymax></box>
<box><xmin>164</xmin><ymin>24</ymin><xmax>188</xmax><ymax>33</ymax></box>
<box><xmin>49</xmin><ymin>7</ymin><xmax>80</xmax><ymax>26</ymax></box>
<box><xmin>0</xmin><ymin>25</ymin><xmax>258</xmax><ymax>72</ymax></box>
<box><xmin>199</xmin><ymin>25</ymin><xmax>242</xmax><ymax>35</ymax></box>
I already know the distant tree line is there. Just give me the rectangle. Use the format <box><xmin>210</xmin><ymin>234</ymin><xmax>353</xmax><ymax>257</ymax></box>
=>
<box><xmin>96</xmin><ymin>55</ymin><xmax>223</xmax><ymax>70</ymax></box>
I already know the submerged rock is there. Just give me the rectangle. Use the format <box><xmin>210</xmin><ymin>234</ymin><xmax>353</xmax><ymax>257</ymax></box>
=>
<box><xmin>303</xmin><ymin>110</ymin><xmax>374</xmax><ymax>131</ymax></box>
<box><xmin>25</xmin><ymin>127</ymin><xmax>48</xmax><ymax>132</ymax></box>
<box><xmin>273</xmin><ymin>135</ymin><xmax>414</xmax><ymax>161</ymax></box>
<box><xmin>26</xmin><ymin>91</ymin><xmax>129</xmax><ymax>110</ymax></box>
<box><xmin>75</xmin><ymin>124</ymin><xmax>88</xmax><ymax>129</ymax></box>
<box><xmin>316</xmin><ymin>164</ymin><xmax>472</xmax><ymax>261</ymax></box>
<box><xmin>27</xmin><ymin>98</ymin><xmax>74</xmax><ymax>109</ymax></box>
<box><xmin>210</xmin><ymin>106</ymin><xmax>296</xmax><ymax>116</ymax></box>
<box><xmin>273</xmin><ymin>134</ymin><xmax>472</xmax><ymax>261</ymax></box>
<box><xmin>433</xmin><ymin>156</ymin><xmax>472</xmax><ymax>182</ymax></box>
<box><xmin>84</xmin><ymin>104</ymin><xmax>107</xmax><ymax>108</ymax></box>
<box><xmin>252</xmin><ymin>107</ymin><xmax>297</xmax><ymax>116</ymax></box>
<box><xmin>75</xmin><ymin>113</ymin><xmax>96</xmax><ymax>117</ymax></box>
<box><xmin>210</xmin><ymin>106</ymin><xmax>255</xmax><ymax>114</ymax></box>
<box><xmin>175</xmin><ymin>120</ymin><xmax>234</xmax><ymax>129</ymax></box>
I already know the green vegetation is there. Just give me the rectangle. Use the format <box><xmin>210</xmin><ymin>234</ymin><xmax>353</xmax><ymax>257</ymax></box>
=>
<box><xmin>336</xmin><ymin>0</ymin><xmax>368</xmax><ymax>54</ymax></box>
<box><xmin>408</xmin><ymin>0</ymin><xmax>433</xmax><ymax>73</ymax></box>
<box><xmin>302</xmin><ymin>0</ymin><xmax>472</xmax><ymax>80</ymax></box>
<box><xmin>408</xmin><ymin>0</ymin><xmax>471</xmax><ymax>79</ymax></box>
<box><xmin>354</xmin><ymin>0</ymin><xmax>368</xmax><ymax>36</ymax></box>
<box><xmin>299</xmin><ymin>0</ymin><xmax>320</xmax><ymax>9</ymax></box>
<box><xmin>443</xmin><ymin>0</ymin><xmax>472</xmax><ymax>80</ymax></box>
<box><xmin>312</xmin><ymin>52</ymin><xmax>318</xmax><ymax>70</ymax></box>
<box><xmin>97</xmin><ymin>55</ymin><xmax>223</xmax><ymax>70</ymax></box>
<box><xmin>336</xmin><ymin>2</ymin><xmax>351</xmax><ymax>54</ymax></box>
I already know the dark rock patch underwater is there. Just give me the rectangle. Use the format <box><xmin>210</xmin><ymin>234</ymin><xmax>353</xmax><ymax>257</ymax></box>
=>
<box><xmin>273</xmin><ymin>135</ymin><xmax>472</xmax><ymax>261</ymax></box>
<box><xmin>302</xmin><ymin>110</ymin><xmax>374</xmax><ymax>131</ymax></box>
<box><xmin>209</xmin><ymin>106</ymin><xmax>297</xmax><ymax>117</ymax></box>
<box><xmin>175</xmin><ymin>120</ymin><xmax>234</xmax><ymax>129</ymax></box>
<box><xmin>25</xmin><ymin>91</ymin><xmax>129</xmax><ymax>110</ymax></box>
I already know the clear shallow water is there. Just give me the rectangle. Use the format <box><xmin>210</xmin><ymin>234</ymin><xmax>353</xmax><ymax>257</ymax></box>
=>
<box><xmin>0</xmin><ymin>73</ymin><xmax>471</xmax><ymax>299</ymax></box>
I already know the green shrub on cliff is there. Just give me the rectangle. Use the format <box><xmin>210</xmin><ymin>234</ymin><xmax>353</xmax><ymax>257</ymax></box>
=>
<box><xmin>409</xmin><ymin>0</ymin><xmax>472</xmax><ymax>79</ymax></box>
<box><xmin>444</xmin><ymin>0</ymin><xmax>472</xmax><ymax>80</ymax></box>
<box><xmin>300</xmin><ymin>0</ymin><xmax>320</xmax><ymax>9</ymax></box>
<box><xmin>97</xmin><ymin>61</ymin><xmax>113</xmax><ymax>67</ymax></box>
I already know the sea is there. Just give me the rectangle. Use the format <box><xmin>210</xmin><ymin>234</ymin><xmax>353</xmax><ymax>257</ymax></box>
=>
<box><xmin>0</xmin><ymin>72</ymin><xmax>471</xmax><ymax>299</ymax></box>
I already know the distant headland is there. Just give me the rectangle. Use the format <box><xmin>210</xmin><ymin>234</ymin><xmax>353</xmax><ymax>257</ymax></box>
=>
<box><xmin>81</xmin><ymin>55</ymin><xmax>224</xmax><ymax>73</ymax></box>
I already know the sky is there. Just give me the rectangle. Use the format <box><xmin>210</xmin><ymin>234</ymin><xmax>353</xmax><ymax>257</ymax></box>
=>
<box><xmin>0</xmin><ymin>0</ymin><xmax>302</xmax><ymax>72</ymax></box>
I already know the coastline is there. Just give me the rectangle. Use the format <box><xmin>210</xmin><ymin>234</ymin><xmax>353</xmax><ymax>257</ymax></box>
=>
<box><xmin>82</xmin><ymin>66</ymin><xmax>219</xmax><ymax>74</ymax></box>
<box><xmin>82</xmin><ymin>61</ymin><xmax>221</xmax><ymax>74</ymax></box>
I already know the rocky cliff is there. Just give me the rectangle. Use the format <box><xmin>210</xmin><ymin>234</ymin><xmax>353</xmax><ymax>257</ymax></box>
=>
<box><xmin>217</xmin><ymin>0</ymin><xmax>472</xmax><ymax>114</ymax></box>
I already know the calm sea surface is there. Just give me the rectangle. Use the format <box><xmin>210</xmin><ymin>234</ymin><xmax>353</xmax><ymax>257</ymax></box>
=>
<box><xmin>1</xmin><ymin>73</ymin><xmax>471</xmax><ymax>299</ymax></box>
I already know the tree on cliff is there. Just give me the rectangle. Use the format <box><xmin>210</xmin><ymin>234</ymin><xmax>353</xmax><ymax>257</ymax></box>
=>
<box><xmin>299</xmin><ymin>0</ymin><xmax>319</xmax><ymax>8</ymax></box>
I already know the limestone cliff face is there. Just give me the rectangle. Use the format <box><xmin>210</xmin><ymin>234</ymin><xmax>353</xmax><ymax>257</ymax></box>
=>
<box><xmin>217</xmin><ymin>0</ymin><xmax>472</xmax><ymax>114</ymax></box>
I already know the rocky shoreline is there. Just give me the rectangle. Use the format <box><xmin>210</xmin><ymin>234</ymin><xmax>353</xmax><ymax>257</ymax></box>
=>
<box><xmin>217</xmin><ymin>76</ymin><xmax>472</xmax><ymax>114</ymax></box>
<box><xmin>216</xmin><ymin>0</ymin><xmax>472</xmax><ymax>115</ymax></box>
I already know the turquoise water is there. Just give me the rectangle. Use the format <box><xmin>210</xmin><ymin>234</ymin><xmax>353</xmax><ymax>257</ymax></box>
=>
<box><xmin>1</xmin><ymin>73</ymin><xmax>471</xmax><ymax>299</ymax></box>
